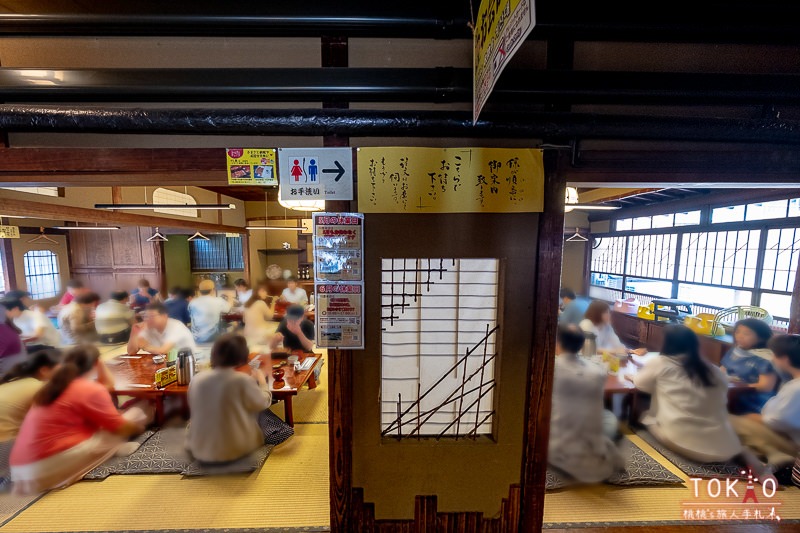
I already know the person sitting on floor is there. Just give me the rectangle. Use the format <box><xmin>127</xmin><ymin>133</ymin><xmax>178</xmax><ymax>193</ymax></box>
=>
<box><xmin>721</xmin><ymin>318</ymin><xmax>779</xmax><ymax>415</ymax></box>
<box><xmin>6</xmin><ymin>297</ymin><xmax>60</xmax><ymax>350</ymax></box>
<box><xmin>187</xmin><ymin>334</ymin><xmax>277</xmax><ymax>464</ymax></box>
<box><xmin>558</xmin><ymin>288</ymin><xmax>590</xmax><ymax>327</ymax></box>
<box><xmin>9</xmin><ymin>345</ymin><xmax>150</xmax><ymax>494</ymax></box>
<box><xmin>129</xmin><ymin>278</ymin><xmax>161</xmax><ymax>309</ymax></box>
<box><xmin>164</xmin><ymin>286</ymin><xmax>191</xmax><ymax>326</ymax></box>
<box><xmin>95</xmin><ymin>291</ymin><xmax>135</xmax><ymax>345</ymax></box>
<box><xmin>0</xmin><ymin>300</ymin><xmax>26</xmax><ymax>376</ymax></box>
<box><xmin>279</xmin><ymin>277</ymin><xmax>308</xmax><ymax>306</ymax></box>
<box><xmin>0</xmin><ymin>349</ymin><xmax>59</xmax><ymax>443</ymax></box>
<box><xmin>58</xmin><ymin>292</ymin><xmax>100</xmax><ymax>346</ymax></box>
<box><xmin>127</xmin><ymin>302</ymin><xmax>196</xmax><ymax>356</ymax></box>
<box><xmin>188</xmin><ymin>280</ymin><xmax>232</xmax><ymax>343</ymax></box>
<box><xmin>242</xmin><ymin>284</ymin><xmax>274</xmax><ymax>343</ymax></box>
<box><xmin>548</xmin><ymin>325</ymin><xmax>624</xmax><ymax>483</ymax></box>
<box><xmin>270</xmin><ymin>305</ymin><xmax>314</xmax><ymax>352</ymax></box>
<box><xmin>633</xmin><ymin>325</ymin><xmax>773</xmax><ymax>482</ymax></box>
<box><xmin>731</xmin><ymin>334</ymin><xmax>800</xmax><ymax>477</ymax></box>
<box><xmin>580</xmin><ymin>300</ymin><xmax>647</xmax><ymax>357</ymax></box>
<box><xmin>233</xmin><ymin>278</ymin><xmax>253</xmax><ymax>308</ymax></box>
<box><xmin>57</xmin><ymin>279</ymin><xmax>85</xmax><ymax>309</ymax></box>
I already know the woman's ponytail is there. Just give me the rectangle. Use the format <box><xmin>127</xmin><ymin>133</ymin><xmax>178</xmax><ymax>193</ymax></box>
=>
<box><xmin>33</xmin><ymin>345</ymin><xmax>98</xmax><ymax>406</ymax></box>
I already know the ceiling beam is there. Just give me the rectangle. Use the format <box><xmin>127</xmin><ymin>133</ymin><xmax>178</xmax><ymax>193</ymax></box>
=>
<box><xmin>0</xmin><ymin>197</ymin><xmax>244</xmax><ymax>234</ymax></box>
<box><xmin>1</xmin><ymin>106</ymin><xmax>800</xmax><ymax>144</ymax></box>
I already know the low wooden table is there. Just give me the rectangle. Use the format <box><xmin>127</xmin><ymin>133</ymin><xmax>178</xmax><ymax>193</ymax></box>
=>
<box><xmin>108</xmin><ymin>350</ymin><xmax>322</xmax><ymax>426</ymax></box>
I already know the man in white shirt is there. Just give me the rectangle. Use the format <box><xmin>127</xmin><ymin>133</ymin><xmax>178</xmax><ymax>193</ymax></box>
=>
<box><xmin>7</xmin><ymin>299</ymin><xmax>60</xmax><ymax>348</ymax></box>
<box><xmin>127</xmin><ymin>302</ymin><xmax>196</xmax><ymax>355</ymax></box>
<box><xmin>188</xmin><ymin>280</ymin><xmax>232</xmax><ymax>343</ymax></box>
<box><xmin>95</xmin><ymin>291</ymin><xmax>135</xmax><ymax>344</ymax></box>
<box><xmin>731</xmin><ymin>334</ymin><xmax>800</xmax><ymax>470</ymax></box>
<box><xmin>279</xmin><ymin>278</ymin><xmax>308</xmax><ymax>306</ymax></box>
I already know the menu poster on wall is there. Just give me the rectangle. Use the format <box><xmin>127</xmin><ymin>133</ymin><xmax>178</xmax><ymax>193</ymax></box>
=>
<box><xmin>315</xmin><ymin>283</ymin><xmax>364</xmax><ymax>349</ymax></box>
<box><xmin>312</xmin><ymin>213</ymin><xmax>363</xmax><ymax>282</ymax></box>
<box><xmin>313</xmin><ymin>212</ymin><xmax>365</xmax><ymax>349</ymax></box>
<box><xmin>226</xmin><ymin>148</ymin><xmax>278</xmax><ymax>186</ymax></box>
<box><xmin>356</xmin><ymin>147</ymin><xmax>544</xmax><ymax>213</ymax></box>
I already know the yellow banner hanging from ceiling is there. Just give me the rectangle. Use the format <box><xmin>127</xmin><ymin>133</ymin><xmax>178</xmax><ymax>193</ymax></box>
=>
<box><xmin>356</xmin><ymin>147</ymin><xmax>543</xmax><ymax>213</ymax></box>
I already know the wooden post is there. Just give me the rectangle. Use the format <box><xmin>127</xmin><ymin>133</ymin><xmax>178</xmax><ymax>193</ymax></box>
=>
<box><xmin>520</xmin><ymin>150</ymin><xmax>566</xmax><ymax>532</ymax></box>
<box><xmin>322</xmin><ymin>34</ymin><xmax>354</xmax><ymax>533</ymax></box>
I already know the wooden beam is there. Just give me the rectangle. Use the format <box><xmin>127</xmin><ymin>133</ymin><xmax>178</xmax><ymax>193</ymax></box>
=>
<box><xmin>520</xmin><ymin>149</ymin><xmax>565</xmax><ymax>532</ymax></box>
<box><xmin>0</xmin><ymin>147</ymin><xmax>223</xmax><ymax>172</ymax></box>
<box><xmin>0</xmin><ymin>171</ymin><xmax>228</xmax><ymax>187</ymax></box>
<box><xmin>111</xmin><ymin>186</ymin><xmax>123</xmax><ymax>204</ymax></box>
<box><xmin>0</xmin><ymin>197</ymin><xmax>245</xmax><ymax>234</ymax></box>
<box><xmin>576</xmin><ymin>187</ymin><xmax>659</xmax><ymax>203</ymax></box>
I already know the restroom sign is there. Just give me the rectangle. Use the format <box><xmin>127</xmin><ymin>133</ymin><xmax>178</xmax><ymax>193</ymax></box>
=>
<box><xmin>278</xmin><ymin>148</ymin><xmax>353</xmax><ymax>201</ymax></box>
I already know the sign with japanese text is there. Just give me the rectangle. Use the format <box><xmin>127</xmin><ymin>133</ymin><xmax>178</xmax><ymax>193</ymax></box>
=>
<box><xmin>356</xmin><ymin>147</ymin><xmax>543</xmax><ymax>213</ymax></box>
<box><xmin>278</xmin><ymin>148</ymin><xmax>353</xmax><ymax>201</ymax></box>
<box><xmin>226</xmin><ymin>148</ymin><xmax>278</xmax><ymax>186</ymax></box>
<box><xmin>313</xmin><ymin>212</ymin><xmax>364</xmax><ymax>349</ymax></box>
<box><xmin>473</xmin><ymin>0</ymin><xmax>535</xmax><ymax>122</ymax></box>
<box><xmin>0</xmin><ymin>225</ymin><xmax>20</xmax><ymax>239</ymax></box>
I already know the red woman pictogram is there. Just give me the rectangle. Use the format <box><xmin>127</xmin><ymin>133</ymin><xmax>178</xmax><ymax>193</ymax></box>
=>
<box><xmin>290</xmin><ymin>159</ymin><xmax>304</xmax><ymax>182</ymax></box>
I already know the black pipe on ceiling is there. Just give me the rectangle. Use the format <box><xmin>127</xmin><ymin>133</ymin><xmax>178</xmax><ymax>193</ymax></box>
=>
<box><xmin>0</xmin><ymin>106</ymin><xmax>798</xmax><ymax>144</ymax></box>
<box><xmin>2</xmin><ymin>68</ymin><xmax>800</xmax><ymax>106</ymax></box>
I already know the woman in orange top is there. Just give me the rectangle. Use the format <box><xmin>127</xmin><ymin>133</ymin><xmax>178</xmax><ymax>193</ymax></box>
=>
<box><xmin>10</xmin><ymin>345</ymin><xmax>150</xmax><ymax>494</ymax></box>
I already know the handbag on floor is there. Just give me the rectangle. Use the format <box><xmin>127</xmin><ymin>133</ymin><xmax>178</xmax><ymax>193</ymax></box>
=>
<box><xmin>258</xmin><ymin>410</ymin><xmax>294</xmax><ymax>445</ymax></box>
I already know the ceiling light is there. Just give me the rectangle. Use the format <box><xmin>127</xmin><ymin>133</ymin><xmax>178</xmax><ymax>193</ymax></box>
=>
<box><xmin>277</xmin><ymin>198</ymin><xmax>325</xmax><ymax>212</ymax></box>
<box><xmin>95</xmin><ymin>204</ymin><xmax>236</xmax><ymax>210</ymax></box>
<box><xmin>53</xmin><ymin>225</ymin><xmax>120</xmax><ymax>230</ymax></box>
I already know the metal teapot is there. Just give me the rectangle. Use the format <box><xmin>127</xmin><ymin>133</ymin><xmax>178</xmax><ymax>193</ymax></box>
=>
<box><xmin>583</xmin><ymin>332</ymin><xmax>598</xmax><ymax>357</ymax></box>
<box><xmin>176</xmin><ymin>349</ymin><xmax>196</xmax><ymax>386</ymax></box>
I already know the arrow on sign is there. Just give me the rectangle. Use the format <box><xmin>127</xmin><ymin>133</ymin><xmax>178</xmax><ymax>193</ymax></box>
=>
<box><xmin>322</xmin><ymin>160</ymin><xmax>345</xmax><ymax>182</ymax></box>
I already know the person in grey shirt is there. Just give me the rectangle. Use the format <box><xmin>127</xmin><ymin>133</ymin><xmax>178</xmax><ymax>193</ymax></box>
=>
<box><xmin>558</xmin><ymin>288</ymin><xmax>590</xmax><ymax>326</ymax></box>
<box><xmin>95</xmin><ymin>291</ymin><xmax>135</xmax><ymax>344</ymax></box>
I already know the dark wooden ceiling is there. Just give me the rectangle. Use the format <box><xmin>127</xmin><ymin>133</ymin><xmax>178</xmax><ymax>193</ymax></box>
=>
<box><xmin>203</xmin><ymin>186</ymin><xmax>276</xmax><ymax>202</ymax></box>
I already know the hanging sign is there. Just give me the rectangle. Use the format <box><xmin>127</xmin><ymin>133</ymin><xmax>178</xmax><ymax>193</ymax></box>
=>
<box><xmin>0</xmin><ymin>225</ymin><xmax>20</xmax><ymax>239</ymax></box>
<box><xmin>278</xmin><ymin>148</ymin><xmax>353</xmax><ymax>201</ymax></box>
<box><xmin>313</xmin><ymin>212</ymin><xmax>364</xmax><ymax>350</ymax></box>
<box><xmin>473</xmin><ymin>0</ymin><xmax>536</xmax><ymax>122</ymax></box>
<box><xmin>226</xmin><ymin>148</ymin><xmax>278</xmax><ymax>185</ymax></box>
<box><xmin>356</xmin><ymin>147</ymin><xmax>543</xmax><ymax>213</ymax></box>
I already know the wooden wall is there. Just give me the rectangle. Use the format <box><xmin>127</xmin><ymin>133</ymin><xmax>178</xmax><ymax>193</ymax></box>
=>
<box><xmin>69</xmin><ymin>226</ymin><xmax>163</xmax><ymax>297</ymax></box>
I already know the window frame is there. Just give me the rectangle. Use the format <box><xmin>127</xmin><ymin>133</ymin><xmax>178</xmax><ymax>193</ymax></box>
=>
<box><xmin>189</xmin><ymin>234</ymin><xmax>245</xmax><ymax>272</ymax></box>
<box><xmin>22</xmin><ymin>249</ymin><xmax>61</xmax><ymax>299</ymax></box>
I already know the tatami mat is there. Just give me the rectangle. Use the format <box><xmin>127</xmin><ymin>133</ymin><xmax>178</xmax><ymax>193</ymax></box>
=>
<box><xmin>544</xmin><ymin>432</ymin><xmax>800</xmax><ymax>527</ymax></box>
<box><xmin>0</xmin><ymin>347</ymin><xmax>331</xmax><ymax>532</ymax></box>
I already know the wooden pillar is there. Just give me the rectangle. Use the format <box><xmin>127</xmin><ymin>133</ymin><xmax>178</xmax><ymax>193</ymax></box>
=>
<box><xmin>520</xmin><ymin>150</ymin><xmax>566</xmax><ymax>532</ymax></box>
<box><xmin>789</xmin><ymin>255</ymin><xmax>800</xmax><ymax>334</ymax></box>
<box><xmin>321</xmin><ymin>34</ymin><xmax>354</xmax><ymax>533</ymax></box>
<box><xmin>111</xmin><ymin>186</ymin><xmax>123</xmax><ymax>205</ymax></box>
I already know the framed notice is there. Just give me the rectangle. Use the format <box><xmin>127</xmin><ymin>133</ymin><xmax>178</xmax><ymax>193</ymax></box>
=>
<box><xmin>226</xmin><ymin>148</ymin><xmax>278</xmax><ymax>186</ymax></box>
<box><xmin>313</xmin><ymin>212</ymin><xmax>364</xmax><ymax>349</ymax></box>
<box><xmin>315</xmin><ymin>283</ymin><xmax>363</xmax><ymax>350</ymax></box>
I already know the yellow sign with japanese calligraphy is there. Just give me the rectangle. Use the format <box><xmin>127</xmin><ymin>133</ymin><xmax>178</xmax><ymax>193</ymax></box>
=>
<box><xmin>356</xmin><ymin>147</ymin><xmax>543</xmax><ymax>213</ymax></box>
<box><xmin>225</xmin><ymin>148</ymin><xmax>278</xmax><ymax>185</ymax></box>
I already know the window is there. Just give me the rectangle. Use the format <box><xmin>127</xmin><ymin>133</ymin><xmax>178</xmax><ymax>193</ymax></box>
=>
<box><xmin>678</xmin><ymin>230</ymin><xmax>760</xmax><ymax>288</ymax></box>
<box><xmin>23</xmin><ymin>250</ymin><xmax>61</xmax><ymax>299</ymax></box>
<box><xmin>746</xmin><ymin>199</ymin><xmax>788</xmax><ymax>221</ymax></box>
<box><xmin>380</xmin><ymin>258</ymin><xmax>499</xmax><ymax>438</ymax></box>
<box><xmin>626</xmin><ymin>233</ymin><xmax>678</xmax><ymax>281</ymax></box>
<box><xmin>711</xmin><ymin>205</ymin><xmax>745</xmax><ymax>224</ymax></box>
<box><xmin>761</xmin><ymin>227</ymin><xmax>799</xmax><ymax>293</ymax></box>
<box><xmin>152</xmin><ymin>188</ymin><xmax>198</xmax><ymax>218</ymax></box>
<box><xmin>652</xmin><ymin>213</ymin><xmax>674</xmax><ymax>228</ymax></box>
<box><xmin>0</xmin><ymin>187</ymin><xmax>59</xmax><ymax>197</ymax></box>
<box><xmin>632</xmin><ymin>216</ymin><xmax>652</xmax><ymax>230</ymax></box>
<box><xmin>591</xmin><ymin>236</ymin><xmax>626</xmax><ymax>275</ymax></box>
<box><xmin>616</xmin><ymin>218</ymin><xmax>632</xmax><ymax>231</ymax></box>
<box><xmin>677</xmin><ymin>283</ymin><xmax>752</xmax><ymax>310</ymax></box>
<box><xmin>675</xmin><ymin>210</ymin><xmax>701</xmax><ymax>226</ymax></box>
<box><xmin>789</xmin><ymin>198</ymin><xmax>800</xmax><ymax>218</ymax></box>
<box><xmin>189</xmin><ymin>235</ymin><xmax>244</xmax><ymax>271</ymax></box>
<box><xmin>626</xmin><ymin>277</ymin><xmax>673</xmax><ymax>298</ymax></box>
